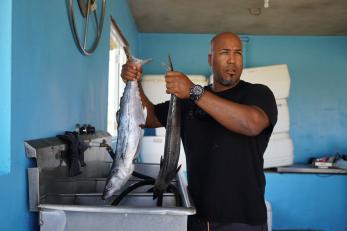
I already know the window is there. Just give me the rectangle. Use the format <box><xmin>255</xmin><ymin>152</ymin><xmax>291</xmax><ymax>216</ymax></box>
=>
<box><xmin>107</xmin><ymin>18</ymin><xmax>128</xmax><ymax>136</ymax></box>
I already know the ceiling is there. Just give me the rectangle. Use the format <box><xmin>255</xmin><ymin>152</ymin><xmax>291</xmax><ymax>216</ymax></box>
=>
<box><xmin>128</xmin><ymin>0</ymin><xmax>347</xmax><ymax>35</ymax></box>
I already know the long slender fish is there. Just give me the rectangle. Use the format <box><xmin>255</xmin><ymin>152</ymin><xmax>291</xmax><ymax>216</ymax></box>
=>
<box><xmin>103</xmin><ymin>57</ymin><xmax>149</xmax><ymax>200</ymax></box>
<box><xmin>153</xmin><ymin>55</ymin><xmax>182</xmax><ymax>199</ymax></box>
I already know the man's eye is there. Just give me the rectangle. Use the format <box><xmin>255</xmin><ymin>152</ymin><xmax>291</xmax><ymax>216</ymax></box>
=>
<box><xmin>220</xmin><ymin>51</ymin><xmax>229</xmax><ymax>54</ymax></box>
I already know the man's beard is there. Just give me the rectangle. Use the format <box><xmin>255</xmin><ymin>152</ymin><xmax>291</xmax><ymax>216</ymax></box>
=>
<box><xmin>215</xmin><ymin>74</ymin><xmax>239</xmax><ymax>87</ymax></box>
<box><xmin>219</xmin><ymin>78</ymin><xmax>234</xmax><ymax>86</ymax></box>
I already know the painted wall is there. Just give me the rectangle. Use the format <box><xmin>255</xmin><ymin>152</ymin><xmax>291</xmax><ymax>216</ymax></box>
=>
<box><xmin>0</xmin><ymin>0</ymin><xmax>12</xmax><ymax>175</ymax></box>
<box><xmin>0</xmin><ymin>0</ymin><xmax>138</xmax><ymax>230</ymax></box>
<box><xmin>266</xmin><ymin>173</ymin><xmax>347</xmax><ymax>231</ymax></box>
<box><xmin>139</xmin><ymin>33</ymin><xmax>347</xmax><ymax>231</ymax></box>
<box><xmin>139</xmin><ymin>33</ymin><xmax>214</xmax><ymax>76</ymax></box>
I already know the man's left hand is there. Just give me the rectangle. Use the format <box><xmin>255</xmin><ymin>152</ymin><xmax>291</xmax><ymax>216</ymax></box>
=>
<box><xmin>165</xmin><ymin>71</ymin><xmax>193</xmax><ymax>99</ymax></box>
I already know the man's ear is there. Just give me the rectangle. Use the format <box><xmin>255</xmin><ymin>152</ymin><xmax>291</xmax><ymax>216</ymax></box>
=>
<box><xmin>208</xmin><ymin>54</ymin><xmax>212</xmax><ymax>66</ymax></box>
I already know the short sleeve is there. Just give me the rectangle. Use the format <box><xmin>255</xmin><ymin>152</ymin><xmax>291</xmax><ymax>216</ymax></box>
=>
<box><xmin>154</xmin><ymin>101</ymin><xmax>170</xmax><ymax>127</ymax></box>
<box><xmin>243</xmin><ymin>84</ymin><xmax>278</xmax><ymax>129</ymax></box>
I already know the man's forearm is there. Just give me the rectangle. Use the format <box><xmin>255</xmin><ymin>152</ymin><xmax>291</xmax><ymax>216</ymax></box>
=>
<box><xmin>138</xmin><ymin>83</ymin><xmax>163</xmax><ymax>128</ymax></box>
<box><xmin>195</xmin><ymin>91</ymin><xmax>269</xmax><ymax>136</ymax></box>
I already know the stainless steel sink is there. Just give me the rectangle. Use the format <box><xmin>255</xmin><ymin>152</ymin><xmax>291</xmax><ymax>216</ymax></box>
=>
<box><xmin>25</xmin><ymin>132</ymin><xmax>195</xmax><ymax>231</ymax></box>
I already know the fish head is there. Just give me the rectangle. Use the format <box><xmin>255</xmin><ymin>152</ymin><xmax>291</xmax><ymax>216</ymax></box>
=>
<box><xmin>102</xmin><ymin>181</ymin><xmax>119</xmax><ymax>200</ymax></box>
<box><xmin>102</xmin><ymin>174</ymin><xmax>125</xmax><ymax>200</ymax></box>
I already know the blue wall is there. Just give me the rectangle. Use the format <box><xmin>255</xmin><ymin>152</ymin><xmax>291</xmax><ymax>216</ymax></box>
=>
<box><xmin>139</xmin><ymin>33</ymin><xmax>214</xmax><ymax>75</ymax></box>
<box><xmin>266</xmin><ymin>173</ymin><xmax>347</xmax><ymax>231</ymax></box>
<box><xmin>0</xmin><ymin>0</ymin><xmax>138</xmax><ymax>230</ymax></box>
<box><xmin>0</xmin><ymin>0</ymin><xmax>12</xmax><ymax>175</ymax></box>
<box><xmin>139</xmin><ymin>33</ymin><xmax>347</xmax><ymax>231</ymax></box>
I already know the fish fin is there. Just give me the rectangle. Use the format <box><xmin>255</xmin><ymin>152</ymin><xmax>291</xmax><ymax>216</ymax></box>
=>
<box><xmin>142</xmin><ymin>106</ymin><xmax>148</xmax><ymax>121</ymax></box>
<box><xmin>152</xmin><ymin>189</ymin><xmax>158</xmax><ymax>200</ymax></box>
<box><xmin>132</xmin><ymin>133</ymin><xmax>142</xmax><ymax>160</ymax></box>
<box><xmin>176</xmin><ymin>165</ymin><xmax>182</xmax><ymax>173</ymax></box>
<box><xmin>159</xmin><ymin>156</ymin><xmax>163</xmax><ymax>167</ymax></box>
<box><xmin>107</xmin><ymin>146</ymin><xmax>116</xmax><ymax>159</ymax></box>
<box><xmin>165</xmin><ymin>170</ymin><xmax>178</xmax><ymax>184</ymax></box>
<box><xmin>138</xmin><ymin>107</ymin><xmax>147</xmax><ymax>129</ymax></box>
<box><xmin>131</xmin><ymin>56</ymin><xmax>152</xmax><ymax>65</ymax></box>
<box><xmin>163</xmin><ymin>166</ymin><xmax>181</xmax><ymax>183</ymax></box>
<box><xmin>116</xmin><ymin>109</ymin><xmax>120</xmax><ymax>125</ymax></box>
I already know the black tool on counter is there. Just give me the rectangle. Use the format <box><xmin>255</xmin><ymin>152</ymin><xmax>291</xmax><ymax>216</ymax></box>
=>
<box><xmin>86</xmin><ymin>124</ymin><xmax>95</xmax><ymax>134</ymax></box>
<box><xmin>57</xmin><ymin>131</ymin><xmax>88</xmax><ymax>177</ymax></box>
<box><xmin>76</xmin><ymin>123</ymin><xmax>96</xmax><ymax>135</ymax></box>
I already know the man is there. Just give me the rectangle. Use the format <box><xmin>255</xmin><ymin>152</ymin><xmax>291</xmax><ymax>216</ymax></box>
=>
<box><xmin>121</xmin><ymin>32</ymin><xmax>277</xmax><ymax>231</ymax></box>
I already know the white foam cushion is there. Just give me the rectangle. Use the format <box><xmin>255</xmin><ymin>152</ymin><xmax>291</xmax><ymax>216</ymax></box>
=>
<box><xmin>273</xmin><ymin>99</ymin><xmax>290</xmax><ymax>133</ymax></box>
<box><xmin>264</xmin><ymin>132</ymin><xmax>294</xmax><ymax>168</ymax></box>
<box><xmin>264</xmin><ymin>156</ymin><xmax>294</xmax><ymax>169</ymax></box>
<box><xmin>241</xmin><ymin>64</ymin><xmax>291</xmax><ymax>99</ymax></box>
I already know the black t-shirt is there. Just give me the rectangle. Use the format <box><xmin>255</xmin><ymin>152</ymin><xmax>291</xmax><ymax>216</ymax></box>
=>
<box><xmin>154</xmin><ymin>80</ymin><xmax>278</xmax><ymax>225</ymax></box>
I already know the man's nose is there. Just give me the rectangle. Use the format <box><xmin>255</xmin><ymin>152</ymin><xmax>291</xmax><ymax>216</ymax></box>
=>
<box><xmin>227</xmin><ymin>54</ymin><xmax>236</xmax><ymax>64</ymax></box>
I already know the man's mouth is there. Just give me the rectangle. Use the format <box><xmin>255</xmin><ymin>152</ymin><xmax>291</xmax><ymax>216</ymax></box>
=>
<box><xmin>225</xmin><ymin>70</ymin><xmax>236</xmax><ymax>76</ymax></box>
<box><xmin>225</xmin><ymin>68</ymin><xmax>236</xmax><ymax>75</ymax></box>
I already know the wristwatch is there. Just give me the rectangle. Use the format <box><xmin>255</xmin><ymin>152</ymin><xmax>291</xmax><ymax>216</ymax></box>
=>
<box><xmin>189</xmin><ymin>84</ymin><xmax>205</xmax><ymax>102</ymax></box>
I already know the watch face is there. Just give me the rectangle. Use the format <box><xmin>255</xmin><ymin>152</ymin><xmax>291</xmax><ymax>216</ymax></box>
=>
<box><xmin>193</xmin><ymin>85</ymin><xmax>203</xmax><ymax>95</ymax></box>
<box><xmin>190</xmin><ymin>85</ymin><xmax>204</xmax><ymax>102</ymax></box>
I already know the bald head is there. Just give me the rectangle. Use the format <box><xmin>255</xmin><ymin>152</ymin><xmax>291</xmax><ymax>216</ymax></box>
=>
<box><xmin>210</xmin><ymin>32</ymin><xmax>242</xmax><ymax>53</ymax></box>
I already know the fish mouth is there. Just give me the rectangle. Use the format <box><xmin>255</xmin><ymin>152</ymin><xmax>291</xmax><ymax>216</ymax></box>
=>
<box><xmin>102</xmin><ymin>183</ymin><xmax>116</xmax><ymax>200</ymax></box>
<box><xmin>102</xmin><ymin>189</ymin><xmax>112</xmax><ymax>200</ymax></box>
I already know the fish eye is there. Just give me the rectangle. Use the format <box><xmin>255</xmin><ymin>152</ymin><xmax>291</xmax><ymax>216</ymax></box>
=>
<box><xmin>106</xmin><ymin>183</ymin><xmax>113</xmax><ymax>190</ymax></box>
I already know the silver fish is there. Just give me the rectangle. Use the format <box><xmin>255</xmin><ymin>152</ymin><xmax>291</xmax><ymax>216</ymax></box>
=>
<box><xmin>153</xmin><ymin>55</ymin><xmax>182</xmax><ymax>199</ymax></box>
<box><xmin>103</xmin><ymin>57</ymin><xmax>149</xmax><ymax>200</ymax></box>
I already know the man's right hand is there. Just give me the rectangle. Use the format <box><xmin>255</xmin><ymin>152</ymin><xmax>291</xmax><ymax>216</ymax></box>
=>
<box><xmin>121</xmin><ymin>61</ymin><xmax>142</xmax><ymax>82</ymax></box>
